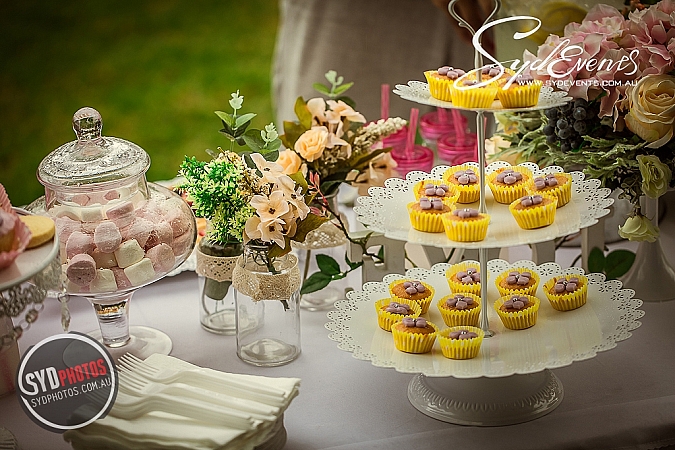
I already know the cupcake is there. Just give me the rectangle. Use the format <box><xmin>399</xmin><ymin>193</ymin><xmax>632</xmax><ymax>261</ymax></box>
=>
<box><xmin>494</xmin><ymin>294</ymin><xmax>541</xmax><ymax>330</ymax></box>
<box><xmin>487</xmin><ymin>166</ymin><xmax>533</xmax><ymax>204</ymax></box>
<box><xmin>509</xmin><ymin>194</ymin><xmax>557</xmax><ymax>229</ymax></box>
<box><xmin>496</xmin><ymin>73</ymin><xmax>543</xmax><ymax>108</ymax></box>
<box><xmin>437</xmin><ymin>293</ymin><xmax>481</xmax><ymax>327</ymax></box>
<box><xmin>438</xmin><ymin>326</ymin><xmax>484</xmax><ymax>359</ymax></box>
<box><xmin>441</xmin><ymin>208</ymin><xmax>490</xmax><ymax>242</ymax></box>
<box><xmin>446</xmin><ymin>263</ymin><xmax>482</xmax><ymax>295</ymax></box>
<box><xmin>389</xmin><ymin>279</ymin><xmax>435</xmax><ymax>314</ymax></box>
<box><xmin>412</xmin><ymin>180</ymin><xmax>459</xmax><ymax>206</ymax></box>
<box><xmin>391</xmin><ymin>317</ymin><xmax>439</xmax><ymax>354</ymax></box>
<box><xmin>451</xmin><ymin>79</ymin><xmax>498</xmax><ymax>109</ymax></box>
<box><xmin>425</xmin><ymin>66</ymin><xmax>466</xmax><ymax>102</ymax></box>
<box><xmin>526</xmin><ymin>173</ymin><xmax>573</xmax><ymax>208</ymax></box>
<box><xmin>407</xmin><ymin>197</ymin><xmax>452</xmax><ymax>233</ymax></box>
<box><xmin>375</xmin><ymin>298</ymin><xmax>422</xmax><ymax>332</ymax></box>
<box><xmin>442</xmin><ymin>165</ymin><xmax>480</xmax><ymax>203</ymax></box>
<box><xmin>543</xmin><ymin>274</ymin><xmax>588</xmax><ymax>311</ymax></box>
<box><xmin>495</xmin><ymin>268</ymin><xmax>540</xmax><ymax>297</ymax></box>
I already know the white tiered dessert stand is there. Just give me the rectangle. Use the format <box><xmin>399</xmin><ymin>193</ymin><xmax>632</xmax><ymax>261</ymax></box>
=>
<box><xmin>326</xmin><ymin>0</ymin><xmax>644</xmax><ymax>421</ymax></box>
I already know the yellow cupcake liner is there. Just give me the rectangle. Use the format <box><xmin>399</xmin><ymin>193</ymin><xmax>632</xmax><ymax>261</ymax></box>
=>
<box><xmin>425</xmin><ymin>71</ymin><xmax>454</xmax><ymax>102</ymax></box>
<box><xmin>438</xmin><ymin>326</ymin><xmax>485</xmax><ymax>359</ymax></box>
<box><xmin>441</xmin><ymin>211</ymin><xmax>490</xmax><ymax>242</ymax></box>
<box><xmin>442</xmin><ymin>164</ymin><xmax>481</xmax><ymax>203</ymax></box>
<box><xmin>407</xmin><ymin>202</ymin><xmax>447</xmax><ymax>233</ymax></box>
<box><xmin>494</xmin><ymin>295</ymin><xmax>540</xmax><ymax>330</ymax></box>
<box><xmin>497</xmin><ymin>80</ymin><xmax>543</xmax><ymax>108</ymax></box>
<box><xmin>375</xmin><ymin>297</ymin><xmax>422</xmax><ymax>331</ymax></box>
<box><xmin>412</xmin><ymin>179</ymin><xmax>460</xmax><ymax>206</ymax></box>
<box><xmin>486</xmin><ymin>166</ymin><xmax>533</xmax><ymax>204</ymax></box>
<box><xmin>445</xmin><ymin>263</ymin><xmax>483</xmax><ymax>295</ymax></box>
<box><xmin>451</xmin><ymin>85</ymin><xmax>499</xmax><ymax>108</ymax></box>
<box><xmin>391</xmin><ymin>320</ymin><xmax>439</xmax><ymax>353</ymax></box>
<box><xmin>508</xmin><ymin>194</ymin><xmax>558</xmax><ymax>229</ymax></box>
<box><xmin>388</xmin><ymin>280</ymin><xmax>435</xmax><ymax>314</ymax></box>
<box><xmin>494</xmin><ymin>268</ymin><xmax>540</xmax><ymax>297</ymax></box>
<box><xmin>437</xmin><ymin>293</ymin><xmax>481</xmax><ymax>327</ymax></box>
<box><xmin>525</xmin><ymin>173</ymin><xmax>573</xmax><ymax>208</ymax></box>
<box><xmin>543</xmin><ymin>275</ymin><xmax>588</xmax><ymax>311</ymax></box>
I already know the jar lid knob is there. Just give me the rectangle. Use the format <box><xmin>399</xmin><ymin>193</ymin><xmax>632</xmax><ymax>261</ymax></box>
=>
<box><xmin>72</xmin><ymin>107</ymin><xmax>102</xmax><ymax>142</ymax></box>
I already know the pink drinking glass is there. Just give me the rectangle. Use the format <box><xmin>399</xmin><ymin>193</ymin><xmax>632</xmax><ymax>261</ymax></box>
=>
<box><xmin>391</xmin><ymin>144</ymin><xmax>434</xmax><ymax>177</ymax></box>
<box><xmin>419</xmin><ymin>109</ymin><xmax>468</xmax><ymax>148</ymax></box>
<box><xmin>437</xmin><ymin>132</ymin><xmax>478</xmax><ymax>165</ymax></box>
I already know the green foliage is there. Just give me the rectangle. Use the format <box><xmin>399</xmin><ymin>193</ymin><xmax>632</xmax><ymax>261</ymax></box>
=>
<box><xmin>300</xmin><ymin>253</ymin><xmax>363</xmax><ymax>294</ymax></box>
<box><xmin>587</xmin><ymin>247</ymin><xmax>636</xmax><ymax>280</ymax></box>
<box><xmin>0</xmin><ymin>1</ymin><xmax>278</xmax><ymax>206</ymax></box>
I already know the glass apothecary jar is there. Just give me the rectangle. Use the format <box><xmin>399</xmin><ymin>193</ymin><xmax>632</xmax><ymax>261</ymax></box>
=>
<box><xmin>35</xmin><ymin>107</ymin><xmax>197</xmax><ymax>359</ymax></box>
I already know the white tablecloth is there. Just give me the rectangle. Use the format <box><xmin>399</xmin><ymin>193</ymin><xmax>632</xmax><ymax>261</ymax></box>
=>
<box><xmin>1</xmin><ymin>264</ymin><xmax>675</xmax><ymax>450</ymax></box>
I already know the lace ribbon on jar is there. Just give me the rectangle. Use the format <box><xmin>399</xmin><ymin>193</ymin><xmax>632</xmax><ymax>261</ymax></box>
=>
<box><xmin>232</xmin><ymin>254</ymin><xmax>301</xmax><ymax>302</ymax></box>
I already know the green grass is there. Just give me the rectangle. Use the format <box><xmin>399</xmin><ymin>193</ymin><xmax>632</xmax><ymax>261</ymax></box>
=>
<box><xmin>0</xmin><ymin>0</ymin><xmax>278</xmax><ymax>206</ymax></box>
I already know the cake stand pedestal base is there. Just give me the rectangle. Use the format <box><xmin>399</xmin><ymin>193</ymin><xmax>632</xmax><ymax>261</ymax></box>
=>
<box><xmin>407</xmin><ymin>369</ymin><xmax>563</xmax><ymax>426</ymax></box>
<box><xmin>88</xmin><ymin>325</ymin><xmax>172</xmax><ymax>361</ymax></box>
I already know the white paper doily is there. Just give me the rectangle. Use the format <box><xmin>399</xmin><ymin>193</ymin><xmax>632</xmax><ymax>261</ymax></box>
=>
<box><xmin>353</xmin><ymin>162</ymin><xmax>614</xmax><ymax>249</ymax></box>
<box><xmin>325</xmin><ymin>260</ymin><xmax>643</xmax><ymax>378</ymax></box>
<box><xmin>393</xmin><ymin>81</ymin><xmax>572</xmax><ymax>112</ymax></box>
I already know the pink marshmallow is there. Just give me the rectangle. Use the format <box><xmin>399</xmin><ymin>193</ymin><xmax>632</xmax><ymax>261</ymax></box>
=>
<box><xmin>56</xmin><ymin>216</ymin><xmax>82</xmax><ymax>244</ymax></box>
<box><xmin>111</xmin><ymin>267</ymin><xmax>133</xmax><ymax>290</ymax></box>
<box><xmin>166</xmin><ymin>208</ymin><xmax>192</xmax><ymax>237</ymax></box>
<box><xmin>94</xmin><ymin>221</ymin><xmax>122</xmax><ymax>253</ymax></box>
<box><xmin>146</xmin><ymin>243</ymin><xmax>175</xmax><ymax>274</ymax></box>
<box><xmin>66</xmin><ymin>231</ymin><xmax>94</xmax><ymax>259</ymax></box>
<box><xmin>145</xmin><ymin>221</ymin><xmax>173</xmax><ymax>249</ymax></box>
<box><xmin>66</xmin><ymin>253</ymin><xmax>97</xmax><ymax>286</ymax></box>
<box><xmin>136</xmin><ymin>200</ymin><xmax>163</xmax><ymax>223</ymax></box>
<box><xmin>105</xmin><ymin>201</ymin><xmax>135</xmax><ymax>228</ymax></box>
<box><xmin>172</xmin><ymin>230</ymin><xmax>194</xmax><ymax>257</ymax></box>
<box><xmin>71</xmin><ymin>194</ymin><xmax>90</xmax><ymax>206</ymax></box>
<box><xmin>104</xmin><ymin>190</ymin><xmax>120</xmax><ymax>201</ymax></box>
<box><xmin>124</xmin><ymin>218</ymin><xmax>154</xmax><ymax>248</ymax></box>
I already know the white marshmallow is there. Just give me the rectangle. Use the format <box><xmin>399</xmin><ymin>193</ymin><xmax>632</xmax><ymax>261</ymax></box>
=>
<box><xmin>80</xmin><ymin>204</ymin><xmax>104</xmax><ymax>223</ymax></box>
<box><xmin>124</xmin><ymin>258</ymin><xmax>156</xmax><ymax>286</ymax></box>
<box><xmin>114</xmin><ymin>239</ymin><xmax>145</xmax><ymax>268</ymax></box>
<box><xmin>90</xmin><ymin>269</ymin><xmax>118</xmax><ymax>293</ymax></box>
<box><xmin>91</xmin><ymin>249</ymin><xmax>118</xmax><ymax>269</ymax></box>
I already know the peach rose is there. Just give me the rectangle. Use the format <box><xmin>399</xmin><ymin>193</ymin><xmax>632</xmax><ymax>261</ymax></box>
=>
<box><xmin>294</xmin><ymin>126</ymin><xmax>329</xmax><ymax>162</ymax></box>
<box><xmin>625</xmin><ymin>74</ymin><xmax>675</xmax><ymax>148</ymax></box>
<box><xmin>276</xmin><ymin>150</ymin><xmax>303</xmax><ymax>174</ymax></box>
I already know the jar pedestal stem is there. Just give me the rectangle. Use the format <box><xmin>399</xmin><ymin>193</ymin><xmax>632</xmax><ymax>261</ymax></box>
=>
<box><xmin>87</xmin><ymin>292</ymin><xmax>172</xmax><ymax>360</ymax></box>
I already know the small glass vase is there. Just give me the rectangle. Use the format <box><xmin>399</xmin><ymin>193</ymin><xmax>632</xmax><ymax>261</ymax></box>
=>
<box><xmin>296</xmin><ymin>189</ymin><xmax>349</xmax><ymax>311</ymax></box>
<box><xmin>196</xmin><ymin>239</ymin><xmax>244</xmax><ymax>335</ymax></box>
<box><xmin>233</xmin><ymin>243</ymin><xmax>301</xmax><ymax>366</ymax></box>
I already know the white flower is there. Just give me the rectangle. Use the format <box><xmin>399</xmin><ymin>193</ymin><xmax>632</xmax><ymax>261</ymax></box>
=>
<box><xmin>250</xmin><ymin>191</ymin><xmax>290</xmax><ymax>222</ymax></box>
<box><xmin>637</xmin><ymin>155</ymin><xmax>672</xmax><ymax>199</ymax></box>
<box><xmin>618</xmin><ymin>214</ymin><xmax>659</xmax><ymax>242</ymax></box>
<box><xmin>229</xmin><ymin>90</ymin><xmax>243</xmax><ymax>111</ymax></box>
<box><xmin>244</xmin><ymin>216</ymin><xmax>286</xmax><ymax>248</ymax></box>
<box><xmin>250</xmin><ymin>153</ymin><xmax>285</xmax><ymax>185</ymax></box>
<box><xmin>307</xmin><ymin>98</ymin><xmax>328</xmax><ymax>124</ymax></box>
<box><xmin>326</xmin><ymin>100</ymin><xmax>366</xmax><ymax>123</ymax></box>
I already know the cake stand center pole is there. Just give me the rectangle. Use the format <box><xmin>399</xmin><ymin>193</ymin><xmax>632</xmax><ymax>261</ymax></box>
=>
<box><xmin>476</xmin><ymin>110</ymin><xmax>487</xmax><ymax>214</ymax></box>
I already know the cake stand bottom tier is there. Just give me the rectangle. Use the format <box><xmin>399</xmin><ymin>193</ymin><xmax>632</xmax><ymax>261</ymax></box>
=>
<box><xmin>408</xmin><ymin>369</ymin><xmax>564</xmax><ymax>426</ymax></box>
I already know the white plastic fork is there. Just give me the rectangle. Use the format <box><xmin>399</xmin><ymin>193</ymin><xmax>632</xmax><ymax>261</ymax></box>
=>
<box><xmin>117</xmin><ymin>354</ymin><xmax>287</xmax><ymax>407</ymax></box>
<box><xmin>89</xmin><ymin>383</ymin><xmax>257</xmax><ymax>430</ymax></box>
<box><xmin>118</xmin><ymin>369</ymin><xmax>279</xmax><ymax>422</ymax></box>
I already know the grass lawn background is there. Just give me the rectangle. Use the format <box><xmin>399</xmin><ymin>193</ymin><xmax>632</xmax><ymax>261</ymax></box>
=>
<box><xmin>0</xmin><ymin>0</ymin><xmax>278</xmax><ymax>206</ymax></box>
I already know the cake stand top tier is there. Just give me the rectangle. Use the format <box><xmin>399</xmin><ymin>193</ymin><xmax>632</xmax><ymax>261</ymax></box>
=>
<box><xmin>354</xmin><ymin>161</ymin><xmax>614</xmax><ymax>249</ymax></box>
<box><xmin>394</xmin><ymin>81</ymin><xmax>572</xmax><ymax>113</ymax></box>
<box><xmin>326</xmin><ymin>260</ymin><xmax>643</xmax><ymax>379</ymax></box>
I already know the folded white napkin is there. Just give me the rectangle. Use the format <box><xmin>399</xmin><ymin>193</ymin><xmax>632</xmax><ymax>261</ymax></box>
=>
<box><xmin>63</xmin><ymin>354</ymin><xmax>300</xmax><ymax>450</ymax></box>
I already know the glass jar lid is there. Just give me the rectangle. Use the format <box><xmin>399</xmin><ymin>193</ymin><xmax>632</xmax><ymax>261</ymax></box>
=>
<box><xmin>37</xmin><ymin>107</ymin><xmax>151</xmax><ymax>189</ymax></box>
